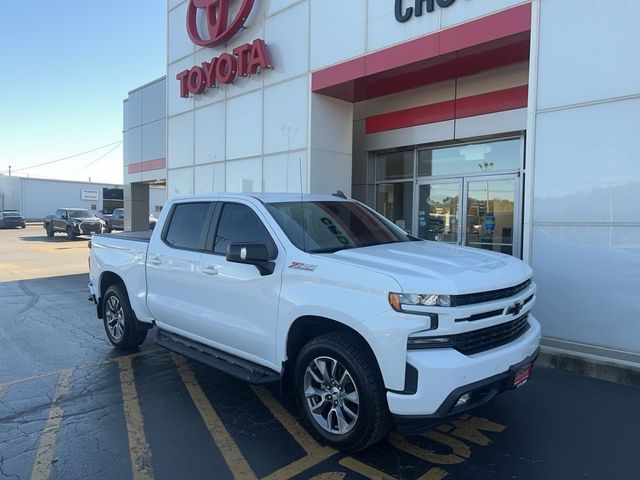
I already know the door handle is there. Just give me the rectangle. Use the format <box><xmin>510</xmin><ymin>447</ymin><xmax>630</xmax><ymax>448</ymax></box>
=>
<box><xmin>148</xmin><ymin>255</ymin><xmax>162</xmax><ymax>266</ymax></box>
<box><xmin>200</xmin><ymin>265</ymin><xmax>219</xmax><ymax>276</ymax></box>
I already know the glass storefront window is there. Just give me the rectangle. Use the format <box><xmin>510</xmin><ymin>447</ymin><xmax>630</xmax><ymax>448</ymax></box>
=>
<box><xmin>375</xmin><ymin>182</ymin><xmax>413</xmax><ymax>232</ymax></box>
<box><xmin>418</xmin><ymin>138</ymin><xmax>520</xmax><ymax>177</ymax></box>
<box><xmin>376</xmin><ymin>149</ymin><xmax>413</xmax><ymax>181</ymax></box>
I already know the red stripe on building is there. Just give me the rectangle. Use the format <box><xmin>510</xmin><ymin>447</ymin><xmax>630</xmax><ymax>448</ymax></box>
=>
<box><xmin>311</xmin><ymin>4</ymin><xmax>531</xmax><ymax>103</ymax></box>
<box><xmin>127</xmin><ymin>158</ymin><xmax>167</xmax><ymax>174</ymax></box>
<box><xmin>365</xmin><ymin>85</ymin><xmax>528</xmax><ymax>134</ymax></box>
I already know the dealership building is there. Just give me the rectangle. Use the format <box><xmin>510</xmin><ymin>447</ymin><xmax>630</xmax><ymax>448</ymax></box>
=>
<box><xmin>123</xmin><ymin>0</ymin><xmax>640</xmax><ymax>369</ymax></box>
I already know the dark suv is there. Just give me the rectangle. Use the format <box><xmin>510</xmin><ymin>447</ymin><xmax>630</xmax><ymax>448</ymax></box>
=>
<box><xmin>43</xmin><ymin>208</ymin><xmax>104</xmax><ymax>239</ymax></box>
<box><xmin>0</xmin><ymin>210</ymin><xmax>26</xmax><ymax>229</ymax></box>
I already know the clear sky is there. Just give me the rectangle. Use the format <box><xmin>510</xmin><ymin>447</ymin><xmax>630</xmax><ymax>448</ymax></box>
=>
<box><xmin>0</xmin><ymin>0</ymin><xmax>166</xmax><ymax>185</ymax></box>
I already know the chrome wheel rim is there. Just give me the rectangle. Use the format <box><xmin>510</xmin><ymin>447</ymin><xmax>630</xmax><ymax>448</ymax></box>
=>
<box><xmin>105</xmin><ymin>296</ymin><xmax>125</xmax><ymax>342</ymax></box>
<box><xmin>303</xmin><ymin>356</ymin><xmax>359</xmax><ymax>435</ymax></box>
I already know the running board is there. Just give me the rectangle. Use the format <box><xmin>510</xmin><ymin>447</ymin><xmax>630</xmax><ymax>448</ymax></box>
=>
<box><xmin>155</xmin><ymin>329</ymin><xmax>280</xmax><ymax>385</ymax></box>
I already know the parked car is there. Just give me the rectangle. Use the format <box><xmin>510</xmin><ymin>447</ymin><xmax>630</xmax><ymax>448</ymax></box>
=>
<box><xmin>0</xmin><ymin>210</ymin><xmax>26</xmax><ymax>229</ymax></box>
<box><xmin>102</xmin><ymin>208</ymin><xmax>158</xmax><ymax>232</ymax></box>
<box><xmin>102</xmin><ymin>208</ymin><xmax>124</xmax><ymax>233</ymax></box>
<box><xmin>88</xmin><ymin>193</ymin><xmax>540</xmax><ymax>451</ymax></box>
<box><xmin>44</xmin><ymin>208</ymin><xmax>105</xmax><ymax>239</ymax></box>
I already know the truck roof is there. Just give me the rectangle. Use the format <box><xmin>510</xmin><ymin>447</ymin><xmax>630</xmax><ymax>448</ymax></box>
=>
<box><xmin>168</xmin><ymin>193</ymin><xmax>354</xmax><ymax>203</ymax></box>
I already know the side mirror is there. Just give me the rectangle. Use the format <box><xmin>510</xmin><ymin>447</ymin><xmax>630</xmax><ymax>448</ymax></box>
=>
<box><xmin>226</xmin><ymin>242</ymin><xmax>275</xmax><ymax>276</ymax></box>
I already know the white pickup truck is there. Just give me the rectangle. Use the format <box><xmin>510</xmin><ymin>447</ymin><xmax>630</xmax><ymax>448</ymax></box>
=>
<box><xmin>89</xmin><ymin>193</ymin><xmax>540</xmax><ymax>451</ymax></box>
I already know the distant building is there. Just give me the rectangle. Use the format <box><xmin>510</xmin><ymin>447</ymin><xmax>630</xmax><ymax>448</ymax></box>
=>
<box><xmin>0</xmin><ymin>176</ymin><xmax>166</xmax><ymax>220</ymax></box>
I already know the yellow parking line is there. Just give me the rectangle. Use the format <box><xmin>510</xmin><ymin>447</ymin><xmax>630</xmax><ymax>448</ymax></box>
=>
<box><xmin>119</xmin><ymin>357</ymin><xmax>154</xmax><ymax>480</ymax></box>
<box><xmin>172</xmin><ymin>353</ymin><xmax>258</xmax><ymax>480</ymax></box>
<box><xmin>339</xmin><ymin>457</ymin><xmax>397</xmax><ymax>479</ymax></box>
<box><xmin>262</xmin><ymin>447</ymin><xmax>336</xmax><ymax>480</ymax></box>
<box><xmin>30</xmin><ymin>369</ymin><xmax>73</xmax><ymax>480</ymax></box>
<box><xmin>0</xmin><ymin>348</ymin><xmax>159</xmax><ymax>392</ymax></box>
<box><xmin>250</xmin><ymin>386</ymin><xmax>322</xmax><ymax>455</ymax></box>
<box><xmin>250</xmin><ymin>386</ymin><xmax>337</xmax><ymax>479</ymax></box>
<box><xmin>417</xmin><ymin>467</ymin><xmax>448</xmax><ymax>480</ymax></box>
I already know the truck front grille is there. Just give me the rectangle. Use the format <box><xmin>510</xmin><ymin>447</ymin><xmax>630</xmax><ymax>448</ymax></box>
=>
<box><xmin>408</xmin><ymin>314</ymin><xmax>530</xmax><ymax>354</ymax></box>
<box><xmin>450</xmin><ymin>314</ymin><xmax>530</xmax><ymax>355</ymax></box>
<box><xmin>451</xmin><ymin>279</ymin><xmax>531</xmax><ymax>307</ymax></box>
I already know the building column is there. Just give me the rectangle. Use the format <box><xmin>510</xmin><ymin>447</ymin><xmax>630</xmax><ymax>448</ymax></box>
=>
<box><xmin>124</xmin><ymin>182</ymin><xmax>149</xmax><ymax>231</ymax></box>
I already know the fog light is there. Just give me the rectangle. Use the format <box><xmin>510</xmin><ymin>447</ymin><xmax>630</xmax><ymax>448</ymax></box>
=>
<box><xmin>455</xmin><ymin>393</ymin><xmax>472</xmax><ymax>407</ymax></box>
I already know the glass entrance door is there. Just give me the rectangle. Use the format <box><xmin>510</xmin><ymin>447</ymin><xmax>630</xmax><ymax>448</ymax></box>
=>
<box><xmin>416</xmin><ymin>180</ymin><xmax>462</xmax><ymax>244</ymax></box>
<box><xmin>463</xmin><ymin>175</ymin><xmax>519</xmax><ymax>256</ymax></box>
<box><xmin>415</xmin><ymin>174</ymin><xmax>520</xmax><ymax>256</ymax></box>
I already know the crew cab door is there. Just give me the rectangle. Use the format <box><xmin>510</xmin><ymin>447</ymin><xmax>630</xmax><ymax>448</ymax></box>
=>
<box><xmin>197</xmin><ymin>202</ymin><xmax>283</xmax><ymax>369</ymax></box>
<box><xmin>146</xmin><ymin>201</ymin><xmax>215</xmax><ymax>335</ymax></box>
<box><xmin>54</xmin><ymin>210</ymin><xmax>66</xmax><ymax>231</ymax></box>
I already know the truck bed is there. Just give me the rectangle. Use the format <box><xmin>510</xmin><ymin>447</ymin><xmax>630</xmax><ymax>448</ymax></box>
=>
<box><xmin>96</xmin><ymin>230</ymin><xmax>152</xmax><ymax>242</ymax></box>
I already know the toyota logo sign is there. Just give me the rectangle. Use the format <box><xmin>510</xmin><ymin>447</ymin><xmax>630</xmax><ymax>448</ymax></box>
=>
<box><xmin>186</xmin><ymin>0</ymin><xmax>255</xmax><ymax>47</ymax></box>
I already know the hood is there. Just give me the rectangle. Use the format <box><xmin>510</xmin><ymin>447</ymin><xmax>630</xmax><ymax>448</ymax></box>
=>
<box><xmin>321</xmin><ymin>241</ymin><xmax>532</xmax><ymax>294</ymax></box>
<box><xmin>71</xmin><ymin>217</ymin><xmax>100</xmax><ymax>222</ymax></box>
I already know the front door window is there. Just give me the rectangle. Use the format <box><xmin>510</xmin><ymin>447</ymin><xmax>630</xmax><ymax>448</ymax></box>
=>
<box><xmin>417</xmin><ymin>182</ymin><xmax>460</xmax><ymax>243</ymax></box>
<box><xmin>464</xmin><ymin>177</ymin><xmax>517</xmax><ymax>256</ymax></box>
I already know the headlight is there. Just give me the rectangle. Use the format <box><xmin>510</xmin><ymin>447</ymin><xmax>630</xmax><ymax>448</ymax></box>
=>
<box><xmin>73</xmin><ymin>221</ymin><xmax>79</xmax><ymax>227</ymax></box>
<box><xmin>388</xmin><ymin>292</ymin><xmax>451</xmax><ymax>309</ymax></box>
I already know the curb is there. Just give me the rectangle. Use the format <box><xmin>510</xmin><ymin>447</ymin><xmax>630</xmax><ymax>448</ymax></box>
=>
<box><xmin>538</xmin><ymin>347</ymin><xmax>640</xmax><ymax>387</ymax></box>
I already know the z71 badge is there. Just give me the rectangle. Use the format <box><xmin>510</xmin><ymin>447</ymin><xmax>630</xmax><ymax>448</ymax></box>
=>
<box><xmin>289</xmin><ymin>262</ymin><xmax>318</xmax><ymax>272</ymax></box>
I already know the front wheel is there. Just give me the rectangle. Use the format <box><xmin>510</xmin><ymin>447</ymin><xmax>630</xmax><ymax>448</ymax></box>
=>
<box><xmin>102</xmin><ymin>284</ymin><xmax>148</xmax><ymax>350</ymax></box>
<box><xmin>46</xmin><ymin>224</ymin><xmax>54</xmax><ymax>237</ymax></box>
<box><xmin>294</xmin><ymin>332</ymin><xmax>391</xmax><ymax>452</ymax></box>
<box><xmin>66</xmin><ymin>226</ymin><xmax>76</xmax><ymax>240</ymax></box>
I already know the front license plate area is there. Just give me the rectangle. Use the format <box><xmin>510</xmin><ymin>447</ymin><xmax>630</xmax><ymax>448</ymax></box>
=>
<box><xmin>511</xmin><ymin>363</ymin><xmax>533</xmax><ymax>389</ymax></box>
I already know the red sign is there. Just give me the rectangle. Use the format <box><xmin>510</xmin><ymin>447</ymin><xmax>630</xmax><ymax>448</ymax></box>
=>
<box><xmin>178</xmin><ymin>0</ymin><xmax>272</xmax><ymax>97</ymax></box>
<box><xmin>187</xmin><ymin>0</ymin><xmax>255</xmax><ymax>47</ymax></box>
<box><xmin>177</xmin><ymin>39</ymin><xmax>271</xmax><ymax>97</ymax></box>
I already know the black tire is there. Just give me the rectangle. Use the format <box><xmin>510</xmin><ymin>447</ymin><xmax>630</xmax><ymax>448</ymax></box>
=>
<box><xmin>46</xmin><ymin>224</ymin><xmax>54</xmax><ymax>237</ymax></box>
<box><xmin>103</xmin><ymin>222</ymin><xmax>111</xmax><ymax>234</ymax></box>
<box><xmin>294</xmin><ymin>332</ymin><xmax>391</xmax><ymax>452</ymax></box>
<box><xmin>102</xmin><ymin>284</ymin><xmax>149</xmax><ymax>350</ymax></box>
<box><xmin>66</xmin><ymin>226</ymin><xmax>76</xmax><ymax>240</ymax></box>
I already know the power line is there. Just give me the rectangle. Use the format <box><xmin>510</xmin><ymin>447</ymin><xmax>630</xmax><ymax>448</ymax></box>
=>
<box><xmin>1</xmin><ymin>140</ymin><xmax>122</xmax><ymax>174</ymax></box>
<box><xmin>69</xmin><ymin>142</ymin><xmax>122</xmax><ymax>174</ymax></box>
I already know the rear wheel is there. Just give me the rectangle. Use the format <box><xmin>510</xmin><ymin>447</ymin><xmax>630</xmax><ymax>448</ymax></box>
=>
<box><xmin>46</xmin><ymin>224</ymin><xmax>54</xmax><ymax>237</ymax></box>
<box><xmin>102</xmin><ymin>284</ymin><xmax>148</xmax><ymax>350</ymax></box>
<box><xmin>294</xmin><ymin>332</ymin><xmax>391</xmax><ymax>452</ymax></box>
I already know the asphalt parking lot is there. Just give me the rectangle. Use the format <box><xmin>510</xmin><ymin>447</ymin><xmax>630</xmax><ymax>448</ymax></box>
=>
<box><xmin>1</xmin><ymin>227</ymin><xmax>639</xmax><ymax>479</ymax></box>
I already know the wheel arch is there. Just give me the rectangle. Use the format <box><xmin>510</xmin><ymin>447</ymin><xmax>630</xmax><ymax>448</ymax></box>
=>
<box><xmin>282</xmin><ymin>315</ymin><xmax>383</xmax><ymax>393</ymax></box>
<box><xmin>97</xmin><ymin>271</ymin><xmax>126</xmax><ymax>319</ymax></box>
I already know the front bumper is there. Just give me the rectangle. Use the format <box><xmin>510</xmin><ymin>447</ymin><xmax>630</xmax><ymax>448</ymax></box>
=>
<box><xmin>73</xmin><ymin>223</ymin><xmax>103</xmax><ymax>235</ymax></box>
<box><xmin>387</xmin><ymin>314</ymin><xmax>541</xmax><ymax>420</ymax></box>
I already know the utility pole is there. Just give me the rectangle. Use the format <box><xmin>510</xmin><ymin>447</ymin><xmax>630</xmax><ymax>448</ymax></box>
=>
<box><xmin>8</xmin><ymin>165</ymin><xmax>11</xmax><ymax>176</ymax></box>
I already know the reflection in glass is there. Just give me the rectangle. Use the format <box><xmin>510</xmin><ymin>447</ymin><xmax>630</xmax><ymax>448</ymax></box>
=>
<box><xmin>418</xmin><ymin>138</ymin><xmax>520</xmax><ymax>177</ymax></box>
<box><xmin>417</xmin><ymin>183</ymin><xmax>460</xmax><ymax>243</ymax></box>
<box><xmin>376</xmin><ymin>149</ymin><xmax>414</xmax><ymax>181</ymax></box>
<box><xmin>376</xmin><ymin>182</ymin><xmax>413</xmax><ymax>232</ymax></box>
<box><xmin>465</xmin><ymin>179</ymin><xmax>515</xmax><ymax>255</ymax></box>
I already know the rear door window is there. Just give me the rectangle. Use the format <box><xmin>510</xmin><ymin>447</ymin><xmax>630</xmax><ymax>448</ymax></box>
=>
<box><xmin>213</xmin><ymin>203</ymin><xmax>277</xmax><ymax>259</ymax></box>
<box><xmin>164</xmin><ymin>202</ymin><xmax>212</xmax><ymax>251</ymax></box>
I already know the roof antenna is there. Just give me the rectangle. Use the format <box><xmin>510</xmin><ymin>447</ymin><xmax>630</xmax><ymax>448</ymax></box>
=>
<box><xmin>333</xmin><ymin>190</ymin><xmax>347</xmax><ymax>199</ymax></box>
<box><xmin>299</xmin><ymin>155</ymin><xmax>306</xmax><ymax>252</ymax></box>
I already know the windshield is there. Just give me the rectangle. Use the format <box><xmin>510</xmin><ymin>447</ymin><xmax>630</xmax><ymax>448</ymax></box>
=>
<box><xmin>265</xmin><ymin>201</ymin><xmax>415</xmax><ymax>253</ymax></box>
<box><xmin>68</xmin><ymin>209</ymin><xmax>92</xmax><ymax>218</ymax></box>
